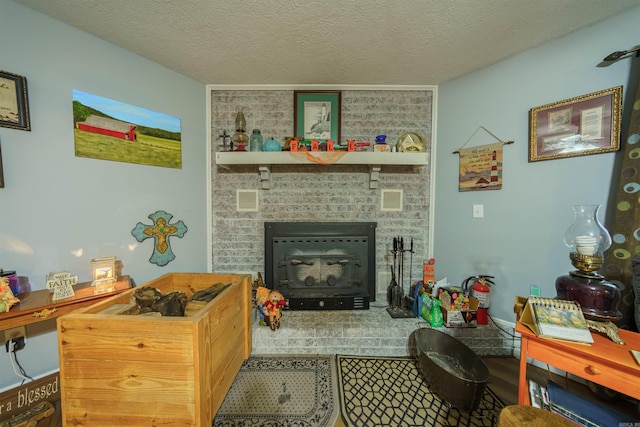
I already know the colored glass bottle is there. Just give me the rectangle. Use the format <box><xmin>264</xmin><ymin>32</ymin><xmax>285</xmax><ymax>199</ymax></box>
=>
<box><xmin>249</xmin><ymin>129</ymin><xmax>263</xmax><ymax>152</ymax></box>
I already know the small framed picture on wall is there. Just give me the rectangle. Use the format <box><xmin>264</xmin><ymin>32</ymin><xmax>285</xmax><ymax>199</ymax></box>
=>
<box><xmin>0</xmin><ymin>70</ymin><xmax>31</xmax><ymax>131</ymax></box>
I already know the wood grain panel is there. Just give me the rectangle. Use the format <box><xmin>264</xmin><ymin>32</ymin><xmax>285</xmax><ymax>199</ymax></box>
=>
<box><xmin>57</xmin><ymin>273</ymin><xmax>252</xmax><ymax>426</ymax></box>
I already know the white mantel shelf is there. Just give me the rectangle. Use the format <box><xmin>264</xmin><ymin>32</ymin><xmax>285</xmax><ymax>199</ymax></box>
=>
<box><xmin>215</xmin><ymin>151</ymin><xmax>428</xmax><ymax>166</ymax></box>
<box><xmin>215</xmin><ymin>151</ymin><xmax>429</xmax><ymax>189</ymax></box>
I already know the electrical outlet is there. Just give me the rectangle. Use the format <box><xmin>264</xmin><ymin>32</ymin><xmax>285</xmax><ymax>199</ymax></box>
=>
<box><xmin>6</xmin><ymin>337</ymin><xmax>25</xmax><ymax>352</ymax></box>
<box><xmin>3</xmin><ymin>326</ymin><xmax>26</xmax><ymax>343</ymax></box>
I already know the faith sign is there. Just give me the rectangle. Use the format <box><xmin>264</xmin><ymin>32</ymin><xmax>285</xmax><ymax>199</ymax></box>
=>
<box><xmin>46</xmin><ymin>271</ymin><xmax>79</xmax><ymax>301</ymax></box>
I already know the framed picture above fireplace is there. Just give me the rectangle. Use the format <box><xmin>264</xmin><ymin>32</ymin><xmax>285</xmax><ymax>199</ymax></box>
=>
<box><xmin>294</xmin><ymin>90</ymin><xmax>341</xmax><ymax>143</ymax></box>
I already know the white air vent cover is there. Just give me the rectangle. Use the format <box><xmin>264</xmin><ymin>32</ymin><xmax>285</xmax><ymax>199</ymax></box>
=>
<box><xmin>381</xmin><ymin>189</ymin><xmax>403</xmax><ymax>211</ymax></box>
<box><xmin>236</xmin><ymin>189</ymin><xmax>259</xmax><ymax>212</ymax></box>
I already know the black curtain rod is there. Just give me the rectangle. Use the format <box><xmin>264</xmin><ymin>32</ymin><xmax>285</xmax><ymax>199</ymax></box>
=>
<box><xmin>603</xmin><ymin>45</ymin><xmax>640</xmax><ymax>62</ymax></box>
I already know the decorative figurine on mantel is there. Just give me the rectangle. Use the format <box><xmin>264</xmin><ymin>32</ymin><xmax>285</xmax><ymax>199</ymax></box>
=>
<box><xmin>231</xmin><ymin>109</ymin><xmax>249</xmax><ymax>151</ymax></box>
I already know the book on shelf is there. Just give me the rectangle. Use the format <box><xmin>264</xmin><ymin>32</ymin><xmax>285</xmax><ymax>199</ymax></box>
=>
<box><xmin>528</xmin><ymin>380</ymin><xmax>550</xmax><ymax>411</ymax></box>
<box><xmin>519</xmin><ymin>296</ymin><xmax>593</xmax><ymax>344</ymax></box>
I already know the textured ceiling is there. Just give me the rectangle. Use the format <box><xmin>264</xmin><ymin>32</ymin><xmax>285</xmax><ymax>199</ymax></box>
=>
<box><xmin>14</xmin><ymin>0</ymin><xmax>640</xmax><ymax>85</ymax></box>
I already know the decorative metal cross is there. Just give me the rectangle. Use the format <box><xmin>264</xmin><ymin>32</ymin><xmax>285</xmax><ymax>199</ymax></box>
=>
<box><xmin>219</xmin><ymin>129</ymin><xmax>230</xmax><ymax>151</ymax></box>
<box><xmin>131</xmin><ymin>210</ymin><xmax>188</xmax><ymax>266</ymax></box>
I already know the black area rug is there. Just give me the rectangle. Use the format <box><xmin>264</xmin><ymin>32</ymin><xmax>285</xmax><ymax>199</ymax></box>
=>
<box><xmin>337</xmin><ymin>355</ymin><xmax>504</xmax><ymax>427</ymax></box>
<box><xmin>213</xmin><ymin>355</ymin><xmax>339</xmax><ymax>427</ymax></box>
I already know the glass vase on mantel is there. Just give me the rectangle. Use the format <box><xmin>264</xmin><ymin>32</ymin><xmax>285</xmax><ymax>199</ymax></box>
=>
<box><xmin>555</xmin><ymin>204</ymin><xmax>622</xmax><ymax>322</ymax></box>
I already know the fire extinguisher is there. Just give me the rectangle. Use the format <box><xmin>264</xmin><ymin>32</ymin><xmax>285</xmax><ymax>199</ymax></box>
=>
<box><xmin>462</xmin><ymin>275</ymin><xmax>495</xmax><ymax>325</ymax></box>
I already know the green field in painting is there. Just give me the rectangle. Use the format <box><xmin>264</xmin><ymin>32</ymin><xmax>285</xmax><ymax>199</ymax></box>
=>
<box><xmin>74</xmin><ymin>129</ymin><xmax>182</xmax><ymax>168</ymax></box>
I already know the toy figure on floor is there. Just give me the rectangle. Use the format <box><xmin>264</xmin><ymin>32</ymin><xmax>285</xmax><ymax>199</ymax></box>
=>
<box><xmin>255</xmin><ymin>286</ymin><xmax>270</xmax><ymax>325</ymax></box>
<box><xmin>256</xmin><ymin>286</ymin><xmax>287</xmax><ymax>331</ymax></box>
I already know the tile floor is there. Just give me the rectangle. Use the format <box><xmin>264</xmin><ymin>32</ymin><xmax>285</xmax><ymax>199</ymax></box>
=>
<box><xmin>252</xmin><ymin>297</ymin><xmax>514</xmax><ymax>357</ymax></box>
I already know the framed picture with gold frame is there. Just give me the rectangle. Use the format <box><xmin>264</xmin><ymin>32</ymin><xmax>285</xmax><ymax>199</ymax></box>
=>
<box><xmin>528</xmin><ymin>86</ymin><xmax>622</xmax><ymax>162</ymax></box>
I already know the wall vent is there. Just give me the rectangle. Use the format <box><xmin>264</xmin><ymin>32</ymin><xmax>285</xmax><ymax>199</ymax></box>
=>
<box><xmin>236</xmin><ymin>189</ymin><xmax>259</xmax><ymax>212</ymax></box>
<box><xmin>381</xmin><ymin>189</ymin><xmax>403</xmax><ymax>211</ymax></box>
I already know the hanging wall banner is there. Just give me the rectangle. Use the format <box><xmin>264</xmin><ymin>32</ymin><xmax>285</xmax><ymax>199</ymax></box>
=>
<box><xmin>458</xmin><ymin>142</ymin><xmax>504</xmax><ymax>192</ymax></box>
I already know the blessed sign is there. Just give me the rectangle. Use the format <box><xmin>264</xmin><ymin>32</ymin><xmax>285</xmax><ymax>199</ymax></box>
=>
<box><xmin>0</xmin><ymin>372</ymin><xmax>59</xmax><ymax>421</ymax></box>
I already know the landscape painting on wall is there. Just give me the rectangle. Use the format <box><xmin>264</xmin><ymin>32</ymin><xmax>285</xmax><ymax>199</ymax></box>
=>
<box><xmin>72</xmin><ymin>90</ymin><xmax>182</xmax><ymax>168</ymax></box>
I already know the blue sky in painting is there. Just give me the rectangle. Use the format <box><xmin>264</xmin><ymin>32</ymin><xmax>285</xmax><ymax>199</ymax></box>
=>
<box><xmin>72</xmin><ymin>89</ymin><xmax>181</xmax><ymax>133</ymax></box>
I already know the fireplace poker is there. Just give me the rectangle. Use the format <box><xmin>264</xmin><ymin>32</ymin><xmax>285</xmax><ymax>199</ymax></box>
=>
<box><xmin>409</xmin><ymin>238</ymin><xmax>413</xmax><ymax>290</ymax></box>
<box><xmin>387</xmin><ymin>237</ymin><xmax>398</xmax><ymax>307</ymax></box>
<box><xmin>386</xmin><ymin>235</ymin><xmax>414</xmax><ymax>319</ymax></box>
<box><xmin>391</xmin><ymin>237</ymin><xmax>404</xmax><ymax>309</ymax></box>
<box><xmin>399</xmin><ymin>237</ymin><xmax>404</xmax><ymax>293</ymax></box>
<box><xmin>393</xmin><ymin>237</ymin><xmax>404</xmax><ymax>308</ymax></box>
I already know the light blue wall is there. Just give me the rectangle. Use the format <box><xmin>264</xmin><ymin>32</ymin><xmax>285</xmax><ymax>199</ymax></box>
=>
<box><xmin>0</xmin><ymin>2</ymin><xmax>206</xmax><ymax>389</ymax></box>
<box><xmin>435</xmin><ymin>7</ymin><xmax>640</xmax><ymax>322</ymax></box>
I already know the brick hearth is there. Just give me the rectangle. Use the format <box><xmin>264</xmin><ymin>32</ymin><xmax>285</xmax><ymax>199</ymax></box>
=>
<box><xmin>251</xmin><ymin>295</ymin><xmax>514</xmax><ymax>357</ymax></box>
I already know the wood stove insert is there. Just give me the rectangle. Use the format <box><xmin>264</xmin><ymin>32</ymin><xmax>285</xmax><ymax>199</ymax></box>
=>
<box><xmin>265</xmin><ymin>222</ymin><xmax>376</xmax><ymax>310</ymax></box>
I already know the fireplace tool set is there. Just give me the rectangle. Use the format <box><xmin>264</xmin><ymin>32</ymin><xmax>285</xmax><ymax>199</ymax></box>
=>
<box><xmin>387</xmin><ymin>236</ymin><xmax>416</xmax><ymax>318</ymax></box>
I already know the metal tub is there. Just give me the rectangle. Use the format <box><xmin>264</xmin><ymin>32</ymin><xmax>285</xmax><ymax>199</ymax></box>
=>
<box><xmin>409</xmin><ymin>328</ymin><xmax>490</xmax><ymax>412</ymax></box>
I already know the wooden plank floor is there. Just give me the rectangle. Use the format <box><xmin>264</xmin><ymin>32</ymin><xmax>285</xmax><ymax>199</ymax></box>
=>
<box><xmin>483</xmin><ymin>356</ymin><xmax>639</xmax><ymax>419</ymax></box>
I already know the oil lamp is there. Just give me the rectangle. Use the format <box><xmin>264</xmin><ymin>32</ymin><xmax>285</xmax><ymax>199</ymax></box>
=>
<box><xmin>231</xmin><ymin>109</ymin><xmax>249</xmax><ymax>150</ymax></box>
<box><xmin>555</xmin><ymin>204</ymin><xmax>622</xmax><ymax>322</ymax></box>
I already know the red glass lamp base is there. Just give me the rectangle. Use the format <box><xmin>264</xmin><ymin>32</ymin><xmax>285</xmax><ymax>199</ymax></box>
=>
<box><xmin>555</xmin><ymin>271</ymin><xmax>622</xmax><ymax>322</ymax></box>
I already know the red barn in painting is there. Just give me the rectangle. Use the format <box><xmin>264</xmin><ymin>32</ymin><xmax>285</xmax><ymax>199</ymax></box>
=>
<box><xmin>77</xmin><ymin>115</ymin><xmax>137</xmax><ymax>140</ymax></box>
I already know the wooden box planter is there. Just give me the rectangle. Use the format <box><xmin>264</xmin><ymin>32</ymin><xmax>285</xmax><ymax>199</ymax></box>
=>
<box><xmin>57</xmin><ymin>273</ymin><xmax>252</xmax><ymax>426</ymax></box>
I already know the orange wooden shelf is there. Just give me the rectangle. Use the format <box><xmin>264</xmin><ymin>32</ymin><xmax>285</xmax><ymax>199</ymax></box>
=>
<box><xmin>516</xmin><ymin>319</ymin><xmax>640</xmax><ymax>405</ymax></box>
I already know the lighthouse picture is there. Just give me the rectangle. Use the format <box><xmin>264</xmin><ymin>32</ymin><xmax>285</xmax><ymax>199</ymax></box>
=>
<box><xmin>458</xmin><ymin>142</ymin><xmax>504</xmax><ymax>192</ymax></box>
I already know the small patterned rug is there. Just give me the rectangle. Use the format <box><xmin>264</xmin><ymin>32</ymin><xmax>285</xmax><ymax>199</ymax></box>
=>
<box><xmin>213</xmin><ymin>355</ymin><xmax>339</xmax><ymax>427</ymax></box>
<box><xmin>337</xmin><ymin>355</ymin><xmax>504</xmax><ymax>427</ymax></box>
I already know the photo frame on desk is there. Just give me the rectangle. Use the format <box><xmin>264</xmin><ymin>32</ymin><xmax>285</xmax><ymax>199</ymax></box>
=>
<box><xmin>0</xmin><ymin>70</ymin><xmax>31</xmax><ymax>131</ymax></box>
<box><xmin>529</xmin><ymin>86</ymin><xmax>621</xmax><ymax>162</ymax></box>
<box><xmin>294</xmin><ymin>90</ymin><xmax>341</xmax><ymax>142</ymax></box>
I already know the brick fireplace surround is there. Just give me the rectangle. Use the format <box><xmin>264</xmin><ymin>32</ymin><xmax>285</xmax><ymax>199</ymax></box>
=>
<box><xmin>209</xmin><ymin>87</ymin><xmax>513</xmax><ymax>357</ymax></box>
